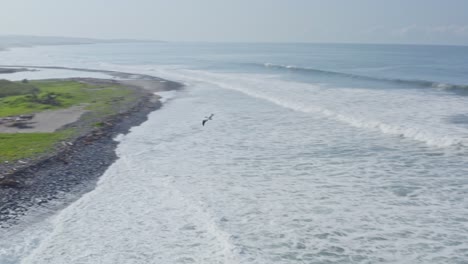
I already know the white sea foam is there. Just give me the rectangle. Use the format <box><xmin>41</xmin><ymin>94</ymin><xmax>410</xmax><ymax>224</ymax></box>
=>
<box><xmin>10</xmin><ymin>82</ymin><xmax>467</xmax><ymax>263</ymax></box>
<box><xmin>108</xmin><ymin>65</ymin><xmax>468</xmax><ymax>149</ymax></box>
<box><xmin>155</xmin><ymin>90</ymin><xmax>178</xmax><ymax>104</ymax></box>
<box><xmin>1</xmin><ymin>44</ymin><xmax>468</xmax><ymax>264</ymax></box>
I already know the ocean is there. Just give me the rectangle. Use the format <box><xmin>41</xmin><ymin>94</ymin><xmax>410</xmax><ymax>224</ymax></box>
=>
<box><xmin>1</xmin><ymin>42</ymin><xmax>468</xmax><ymax>263</ymax></box>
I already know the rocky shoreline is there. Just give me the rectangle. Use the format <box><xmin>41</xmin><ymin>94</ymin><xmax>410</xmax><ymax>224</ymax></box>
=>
<box><xmin>0</xmin><ymin>67</ymin><xmax>32</xmax><ymax>74</ymax></box>
<box><xmin>0</xmin><ymin>77</ymin><xmax>182</xmax><ymax>227</ymax></box>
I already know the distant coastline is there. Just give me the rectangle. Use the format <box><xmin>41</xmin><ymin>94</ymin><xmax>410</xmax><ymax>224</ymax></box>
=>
<box><xmin>0</xmin><ymin>35</ymin><xmax>164</xmax><ymax>51</ymax></box>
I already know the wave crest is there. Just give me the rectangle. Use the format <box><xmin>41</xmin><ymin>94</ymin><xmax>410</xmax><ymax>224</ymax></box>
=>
<box><xmin>262</xmin><ymin>63</ymin><xmax>468</xmax><ymax>91</ymax></box>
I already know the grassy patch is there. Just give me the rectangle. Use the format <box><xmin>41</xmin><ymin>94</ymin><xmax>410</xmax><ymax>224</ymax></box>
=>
<box><xmin>0</xmin><ymin>79</ymin><xmax>141</xmax><ymax>163</ymax></box>
<box><xmin>93</xmin><ymin>121</ymin><xmax>105</xmax><ymax>128</ymax></box>
<box><xmin>0</xmin><ymin>130</ymin><xmax>73</xmax><ymax>161</ymax></box>
<box><xmin>0</xmin><ymin>80</ymin><xmax>138</xmax><ymax>117</ymax></box>
<box><xmin>0</xmin><ymin>79</ymin><xmax>39</xmax><ymax>98</ymax></box>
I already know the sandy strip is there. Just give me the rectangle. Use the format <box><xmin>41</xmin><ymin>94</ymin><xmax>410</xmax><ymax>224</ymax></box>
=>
<box><xmin>0</xmin><ymin>105</ymin><xmax>87</xmax><ymax>133</ymax></box>
<box><xmin>0</xmin><ymin>72</ymin><xmax>181</xmax><ymax>134</ymax></box>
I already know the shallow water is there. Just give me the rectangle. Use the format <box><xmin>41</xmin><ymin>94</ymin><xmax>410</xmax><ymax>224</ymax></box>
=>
<box><xmin>0</xmin><ymin>43</ymin><xmax>467</xmax><ymax>263</ymax></box>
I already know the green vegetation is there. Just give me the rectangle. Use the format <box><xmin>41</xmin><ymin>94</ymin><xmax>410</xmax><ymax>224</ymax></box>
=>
<box><xmin>0</xmin><ymin>79</ymin><xmax>142</xmax><ymax>164</ymax></box>
<box><xmin>0</xmin><ymin>79</ymin><xmax>39</xmax><ymax>98</ymax></box>
<box><xmin>0</xmin><ymin>130</ymin><xmax>73</xmax><ymax>161</ymax></box>
<box><xmin>93</xmin><ymin>121</ymin><xmax>105</xmax><ymax>128</ymax></box>
<box><xmin>0</xmin><ymin>80</ymin><xmax>138</xmax><ymax>117</ymax></box>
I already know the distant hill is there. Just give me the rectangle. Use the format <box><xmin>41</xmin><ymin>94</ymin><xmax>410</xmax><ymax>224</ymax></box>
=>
<box><xmin>0</xmin><ymin>35</ymin><xmax>163</xmax><ymax>50</ymax></box>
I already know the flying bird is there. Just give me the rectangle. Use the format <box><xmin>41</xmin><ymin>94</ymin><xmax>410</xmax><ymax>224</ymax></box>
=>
<box><xmin>202</xmin><ymin>114</ymin><xmax>214</xmax><ymax>126</ymax></box>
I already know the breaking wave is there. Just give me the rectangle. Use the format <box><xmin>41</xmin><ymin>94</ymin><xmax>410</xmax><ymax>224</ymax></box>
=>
<box><xmin>45</xmin><ymin>62</ymin><xmax>467</xmax><ymax>150</ymax></box>
<box><xmin>142</xmin><ymin>67</ymin><xmax>468</xmax><ymax>149</ymax></box>
<box><xmin>262</xmin><ymin>63</ymin><xmax>468</xmax><ymax>91</ymax></box>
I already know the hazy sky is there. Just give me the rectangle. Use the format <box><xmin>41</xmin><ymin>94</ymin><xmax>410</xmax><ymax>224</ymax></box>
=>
<box><xmin>2</xmin><ymin>0</ymin><xmax>468</xmax><ymax>45</ymax></box>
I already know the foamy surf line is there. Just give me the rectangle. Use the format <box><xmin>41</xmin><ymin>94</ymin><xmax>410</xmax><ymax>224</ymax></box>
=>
<box><xmin>133</xmin><ymin>66</ymin><xmax>468</xmax><ymax>149</ymax></box>
<box><xmin>155</xmin><ymin>90</ymin><xmax>178</xmax><ymax>104</ymax></box>
<box><xmin>218</xmin><ymin>81</ymin><xmax>467</xmax><ymax>148</ymax></box>
<box><xmin>11</xmin><ymin>111</ymin><xmax>239</xmax><ymax>264</ymax></box>
<box><xmin>61</xmin><ymin>63</ymin><xmax>467</xmax><ymax>149</ymax></box>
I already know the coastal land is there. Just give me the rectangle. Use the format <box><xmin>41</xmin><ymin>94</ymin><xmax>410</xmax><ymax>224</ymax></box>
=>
<box><xmin>0</xmin><ymin>35</ymin><xmax>163</xmax><ymax>51</ymax></box>
<box><xmin>0</xmin><ymin>67</ymin><xmax>182</xmax><ymax>226</ymax></box>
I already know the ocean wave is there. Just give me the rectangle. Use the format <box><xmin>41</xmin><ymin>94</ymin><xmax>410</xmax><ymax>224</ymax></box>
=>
<box><xmin>234</xmin><ymin>87</ymin><xmax>468</xmax><ymax>148</ymax></box>
<box><xmin>164</xmin><ymin>69</ymin><xmax>468</xmax><ymax>149</ymax></box>
<box><xmin>262</xmin><ymin>63</ymin><xmax>468</xmax><ymax>91</ymax></box>
<box><xmin>75</xmin><ymin>64</ymin><xmax>468</xmax><ymax>149</ymax></box>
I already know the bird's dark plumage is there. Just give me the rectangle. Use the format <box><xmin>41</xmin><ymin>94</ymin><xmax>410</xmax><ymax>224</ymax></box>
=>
<box><xmin>202</xmin><ymin>114</ymin><xmax>214</xmax><ymax>126</ymax></box>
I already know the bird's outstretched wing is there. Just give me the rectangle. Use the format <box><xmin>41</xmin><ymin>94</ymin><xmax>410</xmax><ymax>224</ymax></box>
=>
<box><xmin>202</xmin><ymin>119</ymin><xmax>208</xmax><ymax>126</ymax></box>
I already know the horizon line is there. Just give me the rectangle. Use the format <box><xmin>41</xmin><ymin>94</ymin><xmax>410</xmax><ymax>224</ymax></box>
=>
<box><xmin>1</xmin><ymin>34</ymin><xmax>467</xmax><ymax>48</ymax></box>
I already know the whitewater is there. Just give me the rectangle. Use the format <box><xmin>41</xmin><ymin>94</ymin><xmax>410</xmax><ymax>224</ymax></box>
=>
<box><xmin>0</xmin><ymin>43</ymin><xmax>468</xmax><ymax>263</ymax></box>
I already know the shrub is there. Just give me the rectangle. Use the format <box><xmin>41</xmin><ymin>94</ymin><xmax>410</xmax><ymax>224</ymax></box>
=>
<box><xmin>0</xmin><ymin>79</ymin><xmax>38</xmax><ymax>98</ymax></box>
